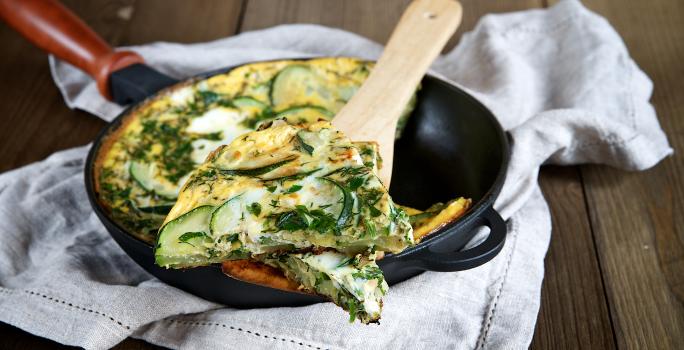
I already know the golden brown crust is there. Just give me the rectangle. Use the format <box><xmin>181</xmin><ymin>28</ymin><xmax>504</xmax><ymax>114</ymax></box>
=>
<box><xmin>221</xmin><ymin>260</ymin><xmax>308</xmax><ymax>294</ymax></box>
<box><xmin>413</xmin><ymin>198</ymin><xmax>472</xmax><ymax>242</ymax></box>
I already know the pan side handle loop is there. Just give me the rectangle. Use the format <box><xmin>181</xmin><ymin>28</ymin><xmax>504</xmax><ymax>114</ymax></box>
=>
<box><xmin>410</xmin><ymin>206</ymin><xmax>507</xmax><ymax>272</ymax></box>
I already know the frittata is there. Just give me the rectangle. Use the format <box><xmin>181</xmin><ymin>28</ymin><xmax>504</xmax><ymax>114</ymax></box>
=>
<box><xmin>94</xmin><ymin>57</ymin><xmax>471</xmax><ymax>324</ymax></box>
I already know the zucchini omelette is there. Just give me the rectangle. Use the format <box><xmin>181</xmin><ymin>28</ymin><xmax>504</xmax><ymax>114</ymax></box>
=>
<box><xmin>94</xmin><ymin>57</ymin><xmax>471</xmax><ymax>323</ymax></box>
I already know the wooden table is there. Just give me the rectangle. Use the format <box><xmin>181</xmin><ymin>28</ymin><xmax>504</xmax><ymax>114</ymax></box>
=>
<box><xmin>0</xmin><ymin>1</ymin><xmax>682</xmax><ymax>349</ymax></box>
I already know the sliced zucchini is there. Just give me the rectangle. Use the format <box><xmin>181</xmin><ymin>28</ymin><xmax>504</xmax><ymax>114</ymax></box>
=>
<box><xmin>233</xmin><ymin>96</ymin><xmax>274</xmax><ymax>129</ymax></box>
<box><xmin>270</xmin><ymin>65</ymin><xmax>331</xmax><ymax>110</ymax></box>
<box><xmin>155</xmin><ymin>205</ymin><xmax>215</xmax><ymax>268</ymax></box>
<box><xmin>240</xmin><ymin>81</ymin><xmax>271</xmax><ymax>103</ymax></box>
<box><xmin>218</xmin><ymin>156</ymin><xmax>297</xmax><ymax>177</ymax></box>
<box><xmin>233</xmin><ymin>96</ymin><xmax>270</xmax><ymax>120</ymax></box>
<box><xmin>129</xmin><ymin>161</ymin><xmax>180</xmax><ymax>199</ymax></box>
<box><xmin>274</xmin><ymin>105</ymin><xmax>333</xmax><ymax>125</ymax></box>
<box><xmin>318</xmin><ymin>177</ymin><xmax>354</xmax><ymax>229</ymax></box>
<box><xmin>210</xmin><ymin>195</ymin><xmax>243</xmax><ymax>237</ymax></box>
<box><xmin>232</xmin><ymin>96</ymin><xmax>269</xmax><ymax>111</ymax></box>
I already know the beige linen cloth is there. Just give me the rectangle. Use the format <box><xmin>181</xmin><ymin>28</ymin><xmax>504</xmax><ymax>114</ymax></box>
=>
<box><xmin>0</xmin><ymin>1</ymin><xmax>672</xmax><ymax>349</ymax></box>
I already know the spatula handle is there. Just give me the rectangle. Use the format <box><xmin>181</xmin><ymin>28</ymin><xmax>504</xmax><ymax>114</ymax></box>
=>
<box><xmin>332</xmin><ymin>0</ymin><xmax>462</xmax><ymax>186</ymax></box>
<box><xmin>0</xmin><ymin>0</ymin><xmax>143</xmax><ymax>100</ymax></box>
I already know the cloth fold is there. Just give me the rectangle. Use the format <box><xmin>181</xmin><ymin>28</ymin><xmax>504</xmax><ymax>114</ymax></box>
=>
<box><xmin>0</xmin><ymin>1</ymin><xmax>671</xmax><ymax>349</ymax></box>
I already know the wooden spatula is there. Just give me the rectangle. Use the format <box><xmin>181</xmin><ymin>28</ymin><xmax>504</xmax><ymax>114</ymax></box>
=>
<box><xmin>332</xmin><ymin>0</ymin><xmax>462</xmax><ymax>188</ymax></box>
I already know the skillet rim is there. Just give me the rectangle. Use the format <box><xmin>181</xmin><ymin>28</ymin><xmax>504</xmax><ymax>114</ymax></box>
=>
<box><xmin>84</xmin><ymin>56</ymin><xmax>510</xmax><ymax>260</ymax></box>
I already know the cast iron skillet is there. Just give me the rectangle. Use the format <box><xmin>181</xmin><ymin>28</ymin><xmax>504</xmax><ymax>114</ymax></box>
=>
<box><xmin>1</xmin><ymin>0</ymin><xmax>509</xmax><ymax>307</ymax></box>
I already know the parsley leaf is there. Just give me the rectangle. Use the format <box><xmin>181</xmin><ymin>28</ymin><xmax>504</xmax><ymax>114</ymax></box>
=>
<box><xmin>296</xmin><ymin>132</ymin><xmax>315</xmax><ymax>155</ymax></box>
<box><xmin>285</xmin><ymin>185</ymin><xmax>303</xmax><ymax>193</ymax></box>
<box><xmin>247</xmin><ymin>202</ymin><xmax>262</xmax><ymax>216</ymax></box>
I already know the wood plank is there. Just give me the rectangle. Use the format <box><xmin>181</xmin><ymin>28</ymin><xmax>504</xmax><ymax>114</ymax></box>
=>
<box><xmin>531</xmin><ymin>166</ymin><xmax>616</xmax><ymax>349</ymax></box>
<box><xmin>0</xmin><ymin>6</ymin><xmax>106</xmax><ymax>173</ymax></box>
<box><xmin>572</xmin><ymin>0</ymin><xmax>684</xmax><ymax>348</ymax></box>
<box><xmin>240</xmin><ymin>0</ymin><xmax>541</xmax><ymax>51</ymax></box>
<box><xmin>120</xmin><ymin>0</ymin><xmax>244</xmax><ymax>45</ymax></box>
<box><xmin>241</xmin><ymin>0</ymin><xmax>412</xmax><ymax>45</ymax></box>
<box><xmin>0</xmin><ymin>0</ymin><xmax>244</xmax><ymax>348</ymax></box>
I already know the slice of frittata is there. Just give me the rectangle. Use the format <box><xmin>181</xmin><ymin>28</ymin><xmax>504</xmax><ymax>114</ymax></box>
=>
<box><xmin>154</xmin><ymin>120</ymin><xmax>412</xmax><ymax>323</ymax></box>
<box><xmin>259</xmin><ymin>250</ymin><xmax>388</xmax><ymax>324</ymax></box>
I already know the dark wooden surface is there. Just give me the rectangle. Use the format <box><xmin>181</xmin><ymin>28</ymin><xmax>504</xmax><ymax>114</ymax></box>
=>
<box><xmin>0</xmin><ymin>0</ymin><xmax>681</xmax><ymax>349</ymax></box>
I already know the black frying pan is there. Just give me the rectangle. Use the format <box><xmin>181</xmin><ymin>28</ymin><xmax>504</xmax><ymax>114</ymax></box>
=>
<box><xmin>1</xmin><ymin>0</ymin><xmax>509</xmax><ymax>308</ymax></box>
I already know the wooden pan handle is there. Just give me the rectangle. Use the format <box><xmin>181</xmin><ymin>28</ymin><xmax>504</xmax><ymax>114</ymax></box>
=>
<box><xmin>0</xmin><ymin>0</ymin><xmax>143</xmax><ymax>100</ymax></box>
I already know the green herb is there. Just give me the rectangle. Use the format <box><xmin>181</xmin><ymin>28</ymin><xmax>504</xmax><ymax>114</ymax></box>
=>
<box><xmin>141</xmin><ymin>119</ymin><xmax>156</xmax><ymax>132</ymax></box>
<box><xmin>352</xmin><ymin>266</ymin><xmax>384</xmax><ymax>282</ymax></box>
<box><xmin>100</xmin><ymin>181</ymin><xmax>132</xmax><ymax>203</ymax></box>
<box><xmin>197</xmin><ymin>90</ymin><xmax>224</xmax><ymax>106</ymax></box>
<box><xmin>218</xmin><ymin>156</ymin><xmax>296</xmax><ymax>177</ymax></box>
<box><xmin>368</xmin><ymin>206</ymin><xmax>382</xmax><ymax>217</ymax></box>
<box><xmin>308</xmin><ymin>209</ymin><xmax>337</xmax><ymax>234</ymax></box>
<box><xmin>322</xmin><ymin>166</ymin><xmax>368</xmax><ymax>178</ymax></box>
<box><xmin>348</xmin><ymin>176</ymin><xmax>365</xmax><ymax>191</ymax></box>
<box><xmin>203</xmin><ymin>132</ymin><xmax>223</xmax><ymax>141</ymax></box>
<box><xmin>318</xmin><ymin>177</ymin><xmax>353</xmax><ymax>232</ymax></box>
<box><xmin>359</xmin><ymin>188</ymin><xmax>384</xmax><ymax>217</ymax></box>
<box><xmin>137</xmin><ymin>204</ymin><xmax>173</xmax><ymax>215</ymax></box>
<box><xmin>134</xmin><ymin>120</ymin><xmax>195</xmax><ymax>183</ymax></box>
<box><xmin>265</xmin><ymin>168</ymin><xmax>320</xmax><ymax>183</ymax></box>
<box><xmin>184</xmin><ymin>168</ymin><xmax>217</xmax><ymax>189</ymax></box>
<box><xmin>266</xmin><ymin>185</ymin><xmax>277</xmax><ymax>193</ymax></box>
<box><xmin>269</xmin><ymin>199</ymin><xmax>279</xmax><ymax>208</ymax></box>
<box><xmin>247</xmin><ymin>202</ymin><xmax>262</xmax><ymax>216</ymax></box>
<box><xmin>178</xmin><ymin>231</ymin><xmax>210</xmax><ymax>245</ymax></box>
<box><xmin>218</xmin><ymin>233</ymin><xmax>240</xmax><ymax>243</ymax></box>
<box><xmin>284</xmin><ymin>185</ymin><xmax>303</xmax><ymax>193</ymax></box>
<box><xmin>360</xmin><ymin>147</ymin><xmax>374</xmax><ymax>156</ymax></box>
<box><xmin>259</xmin><ymin>236</ymin><xmax>276</xmax><ymax>245</ymax></box>
<box><xmin>363</xmin><ymin>217</ymin><xmax>377</xmax><ymax>238</ymax></box>
<box><xmin>295</xmin><ymin>132</ymin><xmax>315</xmax><ymax>155</ymax></box>
<box><xmin>315</xmin><ymin>272</ymin><xmax>331</xmax><ymax>287</ymax></box>
<box><xmin>273</xmin><ymin>205</ymin><xmax>336</xmax><ymax>234</ymax></box>
<box><xmin>275</xmin><ymin>209</ymin><xmax>310</xmax><ymax>231</ymax></box>
<box><xmin>348</xmin><ymin>300</ymin><xmax>358</xmax><ymax>323</ymax></box>
<box><xmin>336</xmin><ymin>255</ymin><xmax>359</xmax><ymax>268</ymax></box>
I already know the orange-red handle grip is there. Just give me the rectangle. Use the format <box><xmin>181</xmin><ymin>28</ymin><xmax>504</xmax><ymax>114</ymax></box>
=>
<box><xmin>0</xmin><ymin>0</ymin><xmax>143</xmax><ymax>100</ymax></box>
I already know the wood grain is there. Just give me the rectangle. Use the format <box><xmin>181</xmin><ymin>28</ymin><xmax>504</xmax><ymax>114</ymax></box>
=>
<box><xmin>0</xmin><ymin>0</ymin><xmax>243</xmax><ymax>348</ymax></box>
<box><xmin>241</xmin><ymin>0</ymin><xmax>412</xmax><ymax>46</ymax></box>
<box><xmin>0</xmin><ymin>11</ymin><xmax>105</xmax><ymax>173</ymax></box>
<box><xmin>573</xmin><ymin>0</ymin><xmax>684</xmax><ymax>348</ymax></box>
<box><xmin>242</xmin><ymin>0</ymin><xmax>543</xmax><ymax>53</ymax></box>
<box><xmin>531</xmin><ymin>166</ymin><xmax>616</xmax><ymax>349</ymax></box>
<box><xmin>0</xmin><ymin>0</ymin><xmax>146</xmax><ymax>99</ymax></box>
